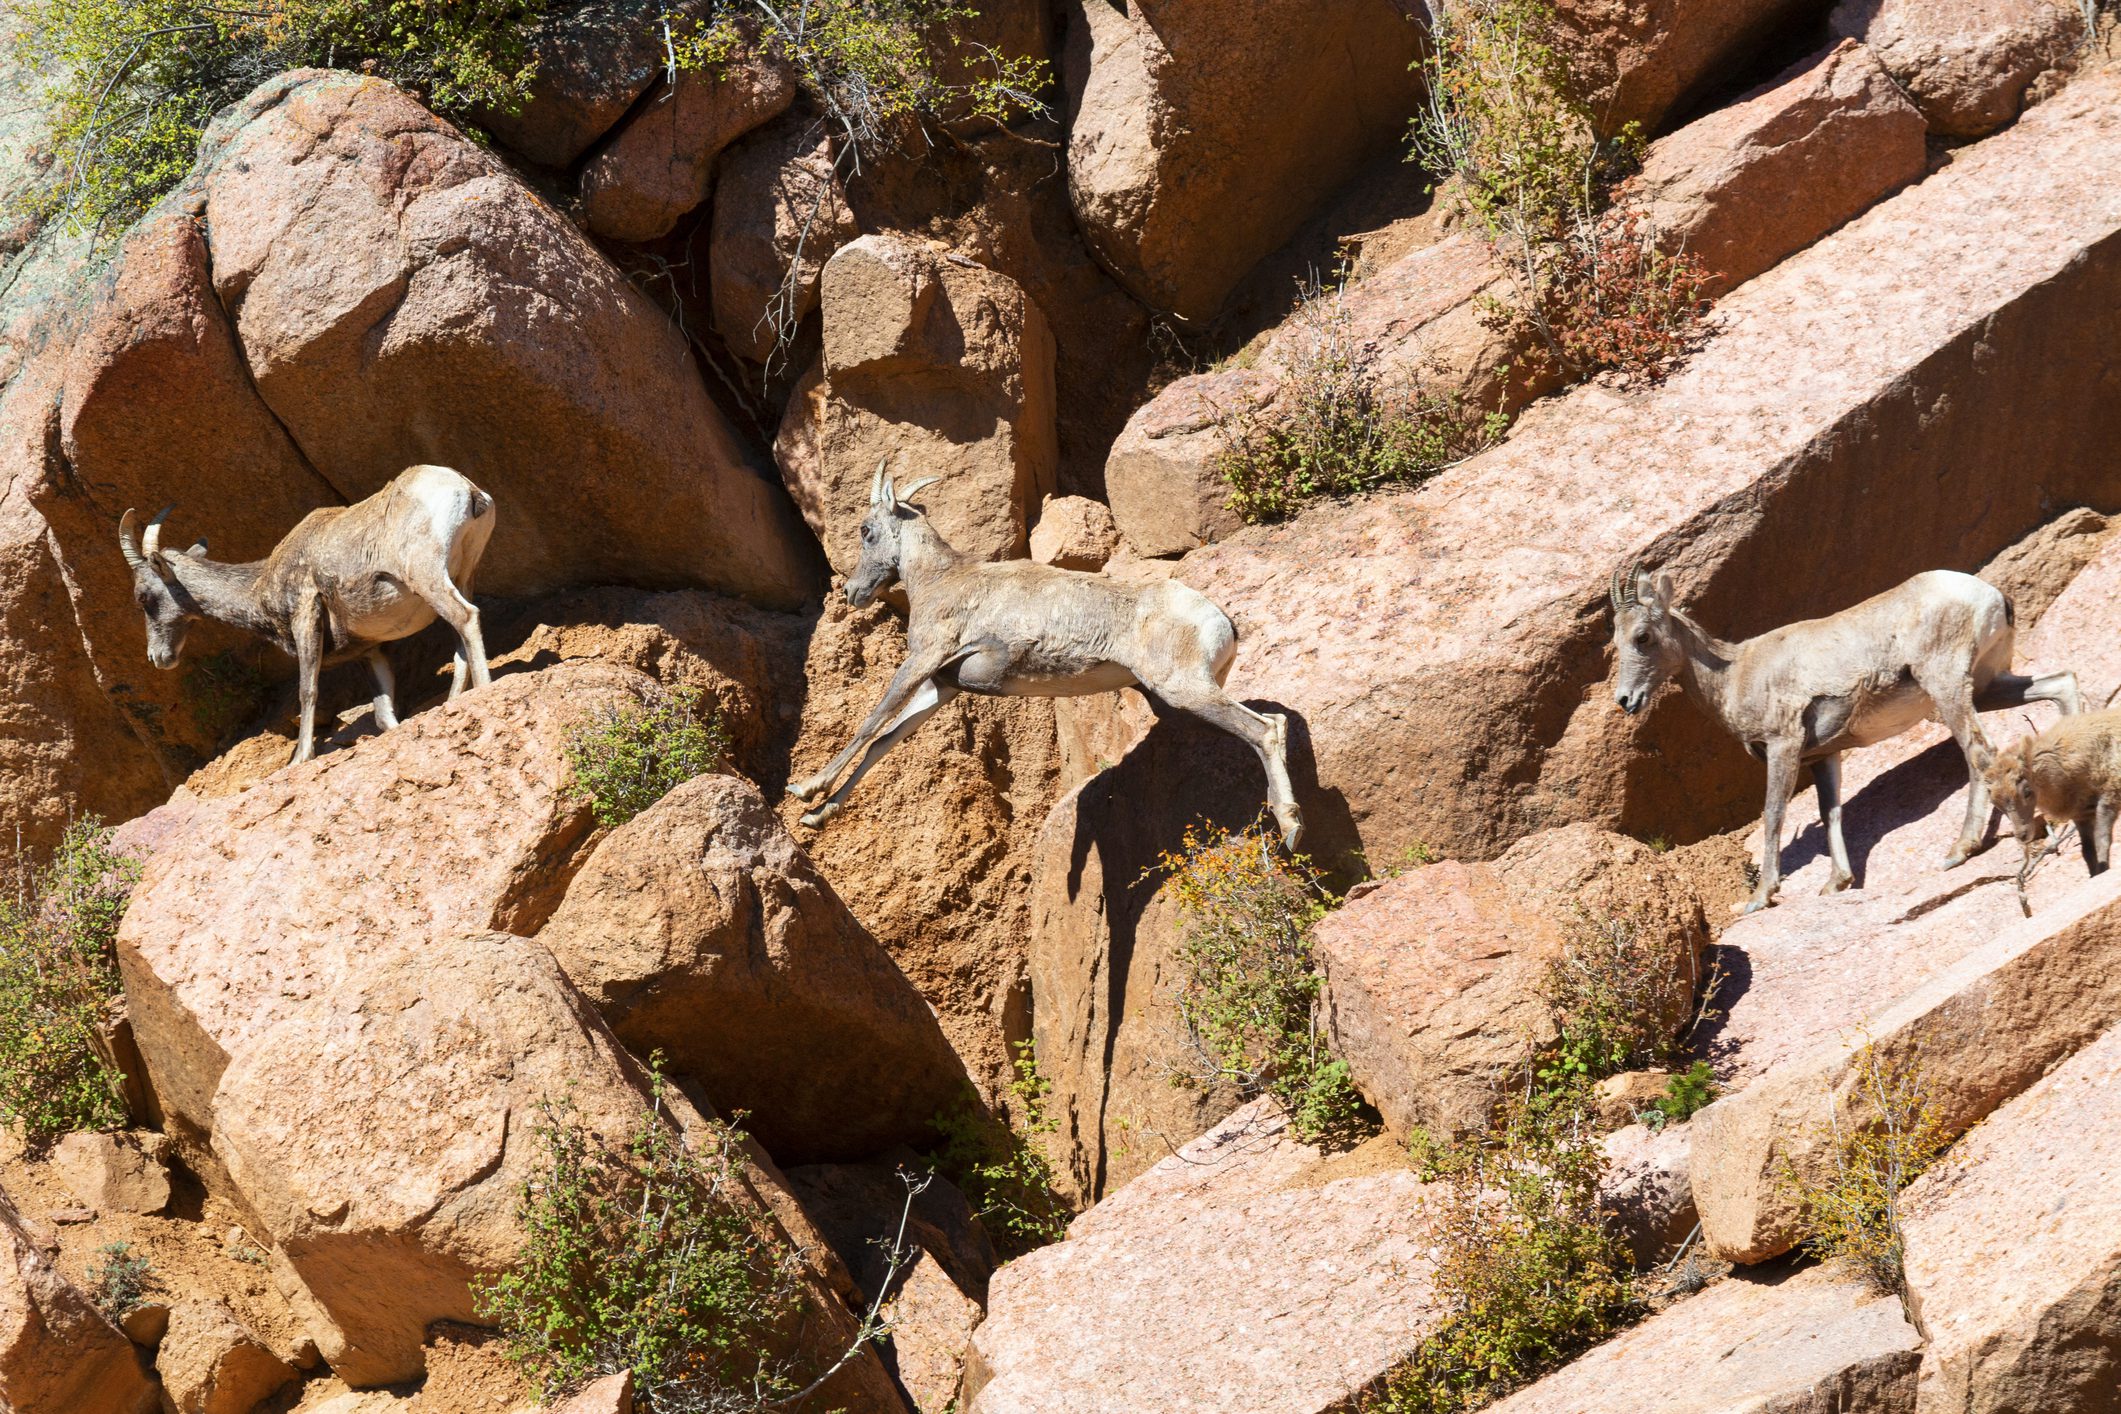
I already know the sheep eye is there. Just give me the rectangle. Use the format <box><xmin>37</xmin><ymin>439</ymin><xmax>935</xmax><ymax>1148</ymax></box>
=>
<box><xmin>1633</xmin><ymin>632</ymin><xmax>1651</xmax><ymax>649</ymax></box>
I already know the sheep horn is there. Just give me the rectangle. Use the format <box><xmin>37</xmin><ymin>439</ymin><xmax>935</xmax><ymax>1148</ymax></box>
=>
<box><xmin>141</xmin><ymin>504</ymin><xmax>175</xmax><ymax>562</ymax></box>
<box><xmin>869</xmin><ymin>458</ymin><xmax>890</xmax><ymax>504</ymax></box>
<box><xmin>118</xmin><ymin>510</ymin><xmax>144</xmax><ymax>569</ymax></box>
<box><xmin>897</xmin><ymin>476</ymin><xmax>941</xmax><ymax>505</ymax></box>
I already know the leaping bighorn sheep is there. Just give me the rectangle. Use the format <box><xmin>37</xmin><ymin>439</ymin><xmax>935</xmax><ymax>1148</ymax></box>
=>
<box><xmin>1609</xmin><ymin>563</ymin><xmax>2080</xmax><ymax>913</ymax></box>
<box><xmin>790</xmin><ymin>465</ymin><xmax>1304</xmax><ymax>848</ymax></box>
<box><xmin>120</xmin><ymin>463</ymin><xmax>496</xmax><ymax>767</ymax></box>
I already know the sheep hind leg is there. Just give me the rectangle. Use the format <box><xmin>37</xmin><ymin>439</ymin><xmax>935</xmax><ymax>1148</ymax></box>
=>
<box><xmin>412</xmin><ymin>564</ymin><xmax>489</xmax><ymax>699</ymax></box>
<box><xmin>1928</xmin><ymin>677</ymin><xmax>1997</xmax><ymax>869</ymax></box>
<box><xmin>1158</xmin><ymin>680</ymin><xmax>1303</xmax><ymax>851</ymax></box>
<box><xmin>1976</xmin><ymin>670</ymin><xmax>2083</xmax><ymax>717</ymax></box>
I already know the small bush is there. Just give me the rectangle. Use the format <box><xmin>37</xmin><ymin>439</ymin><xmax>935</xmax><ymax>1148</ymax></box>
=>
<box><xmin>566</xmin><ymin>687</ymin><xmax>729</xmax><ymax>829</ymax></box>
<box><xmin>1515</xmin><ymin>205</ymin><xmax>1712</xmax><ymax>383</ymax></box>
<box><xmin>1215</xmin><ymin>276</ymin><xmax>1507</xmax><ymax>523</ymax></box>
<box><xmin>1540</xmin><ymin>913</ymin><xmax>1691</xmax><ymax>1091</ymax></box>
<box><xmin>1411</xmin><ymin>0</ymin><xmax>1709</xmax><ymax>386</ymax></box>
<box><xmin>87</xmin><ymin>1241</ymin><xmax>154</xmax><ymax>1319</ymax></box>
<box><xmin>13</xmin><ymin>0</ymin><xmax>546</xmax><ymax>239</ymax></box>
<box><xmin>0</xmin><ymin>819</ymin><xmax>140</xmax><ymax>1146</ymax></box>
<box><xmin>1159</xmin><ymin>823</ymin><xmax>1365</xmax><ymax>1144</ymax></box>
<box><xmin>475</xmin><ymin>1080</ymin><xmax>820</xmax><ymax>1413</ymax></box>
<box><xmin>1783</xmin><ymin>1041</ymin><xmax>1949</xmax><ymax>1298</ymax></box>
<box><xmin>1643</xmin><ymin>1060</ymin><xmax>1717</xmax><ymax>1129</ymax></box>
<box><xmin>1382</xmin><ymin>1081</ymin><xmax>1636</xmax><ymax>1413</ymax></box>
<box><xmin>926</xmin><ymin>1041</ymin><xmax>1072</xmax><ymax>1260</ymax></box>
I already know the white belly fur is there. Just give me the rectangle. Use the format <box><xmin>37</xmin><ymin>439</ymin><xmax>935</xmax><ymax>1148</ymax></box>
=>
<box><xmin>995</xmin><ymin>662</ymin><xmax>1139</xmax><ymax>697</ymax></box>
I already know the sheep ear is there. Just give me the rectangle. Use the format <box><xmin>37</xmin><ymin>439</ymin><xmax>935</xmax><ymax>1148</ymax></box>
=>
<box><xmin>186</xmin><ymin>538</ymin><xmax>208</xmax><ymax>558</ymax></box>
<box><xmin>1653</xmin><ymin>572</ymin><xmax>1674</xmax><ymax>607</ymax></box>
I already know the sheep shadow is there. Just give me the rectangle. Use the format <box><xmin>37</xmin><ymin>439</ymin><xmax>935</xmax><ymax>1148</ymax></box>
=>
<box><xmin>1770</xmin><ymin>736</ymin><xmax>1983</xmax><ymax>888</ymax></box>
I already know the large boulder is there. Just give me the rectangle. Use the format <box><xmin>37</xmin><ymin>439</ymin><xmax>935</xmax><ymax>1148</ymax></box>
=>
<box><xmin>1485</xmin><ymin>1265</ymin><xmax>1920</xmax><ymax>1414</ymax></box>
<box><xmin>116</xmin><ymin>661</ymin><xmax>648</xmax><ymax>1162</ymax></box>
<box><xmin>1630</xmin><ymin>40</ymin><xmax>1930</xmax><ymax>295</ymax></box>
<box><xmin>1551</xmin><ymin>0</ymin><xmax>1844</xmax><ymax>136</ymax></box>
<box><xmin>211</xmin><ymin>928</ymin><xmax>900</xmax><ymax>1406</ymax></box>
<box><xmin>1901</xmin><ymin>1019</ymin><xmax>2121</xmax><ymax>1413</ymax></box>
<box><xmin>1102</xmin><ymin>369</ymin><xmax>1268</xmax><ymax>559</ymax></box>
<box><xmin>1315</xmin><ymin>823</ymin><xmax>1708</xmax><ymax>1139</ymax></box>
<box><xmin>579</xmin><ymin>50</ymin><xmax>797</xmax><ymax>242</ymax></box>
<box><xmin>1830</xmin><ymin>0</ymin><xmax>2087</xmax><ymax>138</ymax></box>
<box><xmin>536</xmin><ymin>771</ymin><xmax>974</xmax><ymax>1162</ymax></box>
<box><xmin>198</xmin><ymin>70</ymin><xmax>816</xmax><ymax>607</ymax></box>
<box><xmin>157</xmin><ymin>1300</ymin><xmax>296</xmax><ymax>1414</ymax></box>
<box><xmin>1690</xmin><ymin>869</ymin><xmax>2121</xmax><ymax>1264</ymax></box>
<box><xmin>1059</xmin><ymin>0</ymin><xmax>1422</xmax><ymax>322</ymax></box>
<box><xmin>0</xmin><ymin>1186</ymin><xmax>157</xmax><ymax>1413</ymax></box>
<box><xmin>475</xmin><ymin>0</ymin><xmax>672</xmax><ymax>166</ymax></box>
<box><xmin>710</xmin><ymin>113</ymin><xmax>860</xmax><ymax>364</ymax></box>
<box><xmin>963</xmin><ymin>1101</ymin><xmax>1437</xmax><ymax>1414</ymax></box>
<box><xmin>776</xmin><ymin>235</ymin><xmax>1058</xmax><ymax>574</ymax></box>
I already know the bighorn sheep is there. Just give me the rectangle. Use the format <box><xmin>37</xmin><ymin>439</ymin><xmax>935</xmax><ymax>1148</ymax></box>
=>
<box><xmin>1975</xmin><ymin>709</ymin><xmax>2121</xmax><ymax>876</ymax></box>
<box><xmin>120</xmin><ymin>464</ymin><xmax>495</xmax><ymax>766</ymax></box>
<box><xmin>1609</xmin><ymin>564</ymin><xmax>2080</xmax><ymax>912</ymax></box>
<box><xmin>790</xmin><ymin>466</ymin><xmax>1304</xmax><ymax>848</ymax></box>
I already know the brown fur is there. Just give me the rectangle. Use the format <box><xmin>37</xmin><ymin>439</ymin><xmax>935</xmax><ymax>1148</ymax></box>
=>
<box><xmin>1978</xmin><ymin>708</ymin><xmax>2121</xmax><ymax>875</ymax></box>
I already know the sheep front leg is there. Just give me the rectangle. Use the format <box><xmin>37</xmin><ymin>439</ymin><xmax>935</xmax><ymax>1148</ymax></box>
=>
<box><xmin>1814</xmin><ymin>751</ymin><xmax>1853</xmax><ymax>895</ymax></box>
<box><xmin>1742</xmin><ymin>742</ymin><xmax>1800</xmax><ymax>914</ymax></box>
<box><xmin>799</xmin><ymin>678</ymin><xmax>960</xmax><ymax>829</ymax></box>
<box><xmin>2088</xmin><ymin>798</ymin><xmax>2116</xmax><ymax>876</ymax></box>
<box><xmin>791</xmin><ymin>651</ymin><xmax>951</xmax><ymax>803</ymax></box>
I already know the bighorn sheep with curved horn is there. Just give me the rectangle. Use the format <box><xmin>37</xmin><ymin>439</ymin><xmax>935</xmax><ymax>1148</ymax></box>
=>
<box><xmin>791</xmin><ymin>463</ymin><xmax>1304</xmax><ymax>848</ymax></box>
<box><xmin>119</xmin><ymin>463</ymin><xmax>496</xmax><ymax>767</ymax></box>
<box><xmin>1608</xmin><ymin>561</ymin><xmax>2081</xmax><ymax>913</ymax></box>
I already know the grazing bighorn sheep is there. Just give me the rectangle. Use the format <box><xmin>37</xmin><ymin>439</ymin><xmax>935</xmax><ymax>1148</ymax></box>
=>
<box><xmin>1609</xmin><ymin>564</ymin><xmax>2080</xmax><ymax>912</ymax></box>
<box><xmin>120</xmin><ymin>463</ymin><xmax>495</xmax><ymax>766</ymax></box>
<box><xmin>1975</xmin><ymin>709</ymin><xmax>2121</xmax><ymax>876</ymax></box>
<box><xmin>791</xmin><ymin>465</ymin><xmax>1304</xmax><ymax>848</ymax></box>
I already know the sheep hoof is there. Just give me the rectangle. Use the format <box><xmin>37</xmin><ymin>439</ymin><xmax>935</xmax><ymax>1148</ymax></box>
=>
<box><xmin>800</xmin><ymin>802</ymin><xmax>840</xmax><ymax>830</ymax></box>
<box><xmin>1736</xmin><ymin>897</ymin><xmax>1774</xmax><ymax>916</ymax></box>
<box><xmin>1821</xmin><ymin>873</ymin><xmax>1853</xmax><ymax>896</ymax></box>
<box><xmin>1940</xmin><ymin>848</ymin><xmax>1972</xmax><ymax>870</ymax></box>
<box><xmin>789</xmin><ymin>775</ymin><xmax>827</xmax><ymax>803</ymax></box>
<box><xmin>1276</xmin><ymin>806</ymin><xmax>1305</xmax><ymax>853</ymax></box>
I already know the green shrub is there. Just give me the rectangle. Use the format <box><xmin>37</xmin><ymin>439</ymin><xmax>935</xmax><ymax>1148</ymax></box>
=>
<box><xmin>1409</xmin><ymin>0</ymin><xmax>1709</xmax><ymax>384</ymax></box>
<box><xmin>1782</xmin><ymin>1041</ymin><xmax>1949</xmax><ymax>1298</ymax></box>
<box><xmin>1540</xmin><ymin>913</ymin><xmax>1692</xmax><ymax>1091</ymax></box>
<box><xmin>0</xmin><ymin>818</ymin><xmax>140</xmax><ymax>1146</ymax></box>
<box><xmin>925</xmin><ymin>1040</ymin><xmax>1072</xmax><ymax>1260</ymax></box>
<box><xmin>1383</xmin><ymin>1081</ymin><xmax>1635</xmax><ymax>1413</ymax></box>
<box><xmin>1644</xmin><ymin>1060</ymin><xmax>1717</xmax><ymax>1129</ymax></box>
<box><xmin>87</xmin><ymin>1241</ymin><xmax>155</xmax><ymax>1319</ymax></box>
<box><xmin>12</xmin><ymin>0</ymin><xmax>546</xmax><ymax>240</ymax></box>
<box><xmin>1216</xmin><ymin>276</ymin><xmax>1507</xmax><ymax>523</ymax></box>
<box><xmin>1159</xmin><ymin>822</ymin><xmax>1365</xmax><ymax>1144</ymax></box>
<box><xmin>666</xmin><ymin>0</ymin><xmax>1048</xmax><ymax>153</ymax></box>
<box><xmin>566</xmin><ymin>687</ymin><xmax>729</xmax><ymax>829</ymax></box>
<box><xmin>15</xmin><ymin>0</ymin><xmax>1047</xmax><ymax>251</ymax></box>
<box><xmin>475</xmin><ymin>1081</ymin><xmax>821</xmax><ymax>1412</ymax></box>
